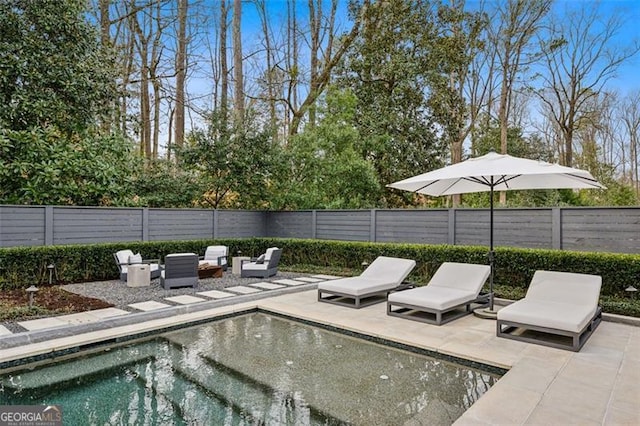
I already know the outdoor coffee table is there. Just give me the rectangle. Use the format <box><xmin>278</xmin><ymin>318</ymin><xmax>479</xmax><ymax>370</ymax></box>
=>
<box><xmin>198</xmin><ymin>264</ymin><xmax>223</xmax><ymax>279</ymax></box>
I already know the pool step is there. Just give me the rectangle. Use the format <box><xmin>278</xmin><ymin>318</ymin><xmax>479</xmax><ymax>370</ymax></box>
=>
<box><xmin>161</xmin><ymin>340</ymin><xmax>327</xmax><ymax>425</ymax></box>
<box><xmin>0</xmin><ymin>341</ymin><xmax>157</xmax><ymax>391</ymax></box>
<box><xmin>133</xmin><ymin>362</ymin><xmax>251</xmax><ymax>425</ymax></box>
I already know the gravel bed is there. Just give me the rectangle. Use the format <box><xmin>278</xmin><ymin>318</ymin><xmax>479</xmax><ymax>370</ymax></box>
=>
<box><xmin>60</xmin><ymin>271</ymin><xmax>310</xmax><ymax>310</ymax></box>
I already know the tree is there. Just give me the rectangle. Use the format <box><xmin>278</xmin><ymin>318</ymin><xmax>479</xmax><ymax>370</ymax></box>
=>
<box><xmin>620</xmin><ymin>91</ymin><xmax>640</xmax><ymax>197</ymax></box>
<box><xmin>0</xmin><ymin>127</ymin><xmax>140</xmax><ymax>206</ymax></box>
<box><xmin>174</xmin><ymin>0</ymin><xmax>188</xmax><ymax>148</ymax></box>
<box><xmin>178</xmin><ymin>114</ymin><xmax>274</xmax><ymax>208</ymax></box>
<box><xmin>338</xmin><ymin>0</ymin><xmax>445</xmax><ymax>206</ymax></box>
<box><xmin>269</xmin><ymin>88</ymin><xmax>380</xmax><ymax>209</ymax></box>
<box><xmin>534</xmin><ymin>1</ymin><xmax>640</xmax><ymax>167</ymax></box>
<box><xmin>490</xmin><ymin>0</ymin><xmax>551</xmax><ymax>204</ymax></box>
<box><xmin>0</xmin><ymin>0</ymin><xmax>116</xmax><ymax>133</ymax></box>
<box><xmin>425</xmin><ymin>0</ymin><xmax>488</xmax><ymax>206</ymax></box>
<box><xmin>232</xmin><ymin>0</ymin><xmax>244</xmax><ymax>126</ymax></box>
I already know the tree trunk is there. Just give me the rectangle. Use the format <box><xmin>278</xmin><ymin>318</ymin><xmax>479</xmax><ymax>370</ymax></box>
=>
<box><xmin>174</xmin><ymin>0</ymin><xmax>187</xmax><ymax>148</ymax></box>
<box><xmin>232</xmin><ymin>0</ymin><xmax>244</xmax><ymax>126</ymax></box>
<box><xmin>220</xmin><ymin>0</ymin><xmax>228</xmax><ymax>128</ymax></box>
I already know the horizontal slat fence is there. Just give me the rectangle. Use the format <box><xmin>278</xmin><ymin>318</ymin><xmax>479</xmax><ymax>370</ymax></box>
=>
<box><xmin>0</xmin><ymin>205</ymin><xmax>638</xmax><ymax>253</ymax></box>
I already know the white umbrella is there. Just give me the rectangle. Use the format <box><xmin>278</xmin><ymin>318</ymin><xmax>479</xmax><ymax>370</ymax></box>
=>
<box><xmin>388</xmin><ymin>150</ymin><xmax>605</xmax><ymax>313</ymax></box>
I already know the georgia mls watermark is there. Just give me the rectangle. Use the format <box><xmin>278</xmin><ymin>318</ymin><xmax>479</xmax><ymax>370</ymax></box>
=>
<box><xmin>0</xmin><ymin>405</ymin><xmax>62</xmax><ymax>426</ymax></box>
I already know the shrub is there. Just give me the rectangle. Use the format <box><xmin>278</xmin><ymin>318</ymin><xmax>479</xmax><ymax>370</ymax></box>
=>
<box><xmin>1</xmin><ymin>238</ymin><xmax>638</xmax><ymax>316</ymax></box>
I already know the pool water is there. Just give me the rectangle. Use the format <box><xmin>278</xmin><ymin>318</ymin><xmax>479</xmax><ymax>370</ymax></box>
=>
<box><xmin>0</xmin><ymin>313</ymin><xmax>500</xmax><ymax>425</ymax></box>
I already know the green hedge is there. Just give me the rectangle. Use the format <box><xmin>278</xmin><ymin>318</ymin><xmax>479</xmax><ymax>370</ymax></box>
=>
<box><xmin>1</xmin><ymin>238</ymin><xmax>639</xmax><ymax>315</ymax></box>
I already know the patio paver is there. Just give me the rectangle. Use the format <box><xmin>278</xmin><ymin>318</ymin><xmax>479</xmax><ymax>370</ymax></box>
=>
<box><xmin>311</xmin><ymin>274</ymin><xmax>341</xmax><ymax>279</ymax></box>
<box><xmin>197</xmin><ymin>290</ymin><xmax>235</xmax><ymax>299</ymax></box>
<box><xmin>18</xmin><ymin>317</ymin><xmax>69</xmax><ymax>331</ymax></box>
<box><xmin>225</xmin><ymin>286</ymin><xmax>262</xmax><ymax>294</ymax></box>
<box><xmin>250</xmin><ymin>282</ymin><xmax>286</xmax><ymax>290</ymax></box>
<box><xmin>294</xmin><ymin>277</ymin><xmax>325</xmax><ymax>283</ymax></box>
<box><xmin>164</xmin><ymin>295</ymin><xmax>207</xmax><ymax>305</ymax></box>
<box><xmin>128</xmin><ymin>301</ymin><xmax>172</xmax><ymax>311</ymax></box>
<box><xmin>272</xmin><ymin>278</ymin><xmax>306</xmax><ymax>286</ymax></box>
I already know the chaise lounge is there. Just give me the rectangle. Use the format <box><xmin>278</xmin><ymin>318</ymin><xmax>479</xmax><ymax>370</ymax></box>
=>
<box><xmin>496</xmin><ymin>270</ymin><xmax>602</xmax><ymax>352</ymax></box>
<box><xmin>317</xmin><ymin>256</ymin><xmax>416</xmax><ymax>308</ymax></box>
<box><xmin>387</xmin><ymin>262</ymin><xmax>490</xmax><ymax>325</ymax></box>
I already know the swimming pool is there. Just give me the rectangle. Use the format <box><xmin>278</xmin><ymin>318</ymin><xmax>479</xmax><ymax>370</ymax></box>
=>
<box><xmin>0</xmin><ymin>312</ymin><xmax>501</xmax><ymax>425</ymax></box>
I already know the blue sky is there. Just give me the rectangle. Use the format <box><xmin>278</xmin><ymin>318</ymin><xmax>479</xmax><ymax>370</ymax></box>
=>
<box><xmin>236</xmin><ymin>0</ymin><xmax>639</xmax><ymax>93</ymax></box>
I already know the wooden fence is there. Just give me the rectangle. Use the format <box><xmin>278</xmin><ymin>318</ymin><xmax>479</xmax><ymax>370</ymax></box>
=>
<box><xmin>0</xmin><ymin>205</ymin><xmax>638</xmax><ymax>254</ymax></box>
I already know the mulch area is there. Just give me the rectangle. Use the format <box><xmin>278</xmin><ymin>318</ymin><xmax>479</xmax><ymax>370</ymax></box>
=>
<box><xmin>0</xmin><ymin>286</ymin><xmax>113</xmax><ymax>321</ymax></box>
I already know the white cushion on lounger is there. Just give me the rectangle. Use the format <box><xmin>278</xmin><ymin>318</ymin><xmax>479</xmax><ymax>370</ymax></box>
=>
<box><xmin>317</xmin><ymin>256</ymin><xmax>416</xmax><ymax>296</ymax></box>
<box><xmin>498</xmin><ymin>300</ymin><xmax>596</xmax><ymax>333</ymax></box>
<box><xmin>388</xmin><ymin>286</ymin><xmax>477</xmax><ymax>311</ymax></box>
<box><xmin>497</xmin><ymin>270</ymin><xmax>601</xmax><ymax>333</ymax></box>
<box><xmin>388</xmin><ymin>262</ymin><xmax>490</xmax><ymax>310</ymax></box>
<box><xmin>319</xmin><ymin>277</ymin><xmax>399</xmax><ymax>297</ymax></box>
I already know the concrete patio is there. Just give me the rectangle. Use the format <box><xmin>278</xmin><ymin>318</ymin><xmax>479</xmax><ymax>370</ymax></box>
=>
<box><xmin>0</xmin><ymin>286</ymin><xmax>638</xmax><ymax>425</ymax></box>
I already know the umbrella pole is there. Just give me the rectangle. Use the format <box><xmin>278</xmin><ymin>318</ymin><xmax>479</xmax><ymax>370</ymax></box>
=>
<box><xmin>489</xmin><ymin>183</ymin><xmax>495</xmax><ymax>311</ymax></box>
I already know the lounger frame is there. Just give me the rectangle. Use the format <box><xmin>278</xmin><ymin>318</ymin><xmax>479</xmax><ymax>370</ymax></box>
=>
<box><xmin>387</xmin><ymin>292</ymin><xmax>490</xmax><ymax>325</ymax></box>
<box><xmin>318</xmin><ymin>283</ymin><xmax>413</xmax><ymax>309</ymax></box>
<box><xmin>496</xmin><ymin>306</ymin><xmax>602</xmax><ymax>352</ymax></box>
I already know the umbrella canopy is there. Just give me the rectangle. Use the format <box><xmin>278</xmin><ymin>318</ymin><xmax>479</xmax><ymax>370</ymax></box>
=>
<box><xmin>388</xmin><ymin>151</ymin><xmax>605</xmax><ymax>196</ymax></box>
<box><xmin>388</xmin><ymin>150</ymin><xmax>605</xmax><ymax>314</ymax></box>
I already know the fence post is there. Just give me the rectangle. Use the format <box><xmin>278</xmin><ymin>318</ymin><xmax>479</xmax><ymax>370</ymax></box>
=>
<box><xmin>370</xmin><ymin>209</ymin><xmax>377</xmax><ymax>242</ymax></box>
<box><xmin>312</xmin><ymin>210</ymin><xmax>317</xmax><ymax>239</ymax></box>
<box><xmin>142</xmin><ymin>208</ymin><xmax>149</xmax><ymax>242</ymax></box>
<box><xmin>552</xmin><ymin>207</ymin><xmax>562</xmax><ymax>250</ymax></box>
<box><xmin>448</xmin><ymin>208</ymin><xmax>456</xmax><ymax>245</ymax></box>
<box><xmin>45</xmin><ymin>206</ymin><xmax>54</xmax><ymax>246</ymax></box>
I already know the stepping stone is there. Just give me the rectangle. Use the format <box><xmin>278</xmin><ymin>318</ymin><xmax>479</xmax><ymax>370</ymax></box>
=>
<box><xmin>312</xmin><ymin>274</ymin><xmax>342</xmax><ymax>280</ymax></box>
<box><xmin>164</xmin><ymin>295</ymin><xmax>207</xmax><ymax>305</ymax></box>
<box><xmin>250</xmin><ymin>282</ymin><xmax>285</xmax><ymax>290</ymax></box>
<box><xmin>18</xmin><ymin>317</ymin><xmax>68</xmax><ymax>331</ymax></box>
<box><xmin>272</xmin><ymin>279</ymin><xmax>306</xmax><ymax>286</ymax></box>
<box><xmin>225</xmin><ymin>286</ymin><xmax>262</xmax><ymax>294</ymax></box>
<box><xmin>88</xmin><ymin>307</ymin><xmax>130</xmax><ymax>319</ymax></box>
<box><xmin>0</xmin><ymin>325</ymin><xmax>12</xmax><ymax>336</ymax></box>
<box><xmin>295</xmin><ymin>277</ymin><xmax>324</xmax><ymax>283</ymax></box>
<box><xmin>128</xmin><ymin>301</ymin><xmax>172</xmax><ymax>312</ymax></box>
<box><xmin>54</xmin><ymin>312</ymin><xmax>101</xmax><ymax>325</ymax></box>
<box><xmin>197</xmin><ymin>290</ymin><xmax>235</xmax><ymax>299</ymax></box>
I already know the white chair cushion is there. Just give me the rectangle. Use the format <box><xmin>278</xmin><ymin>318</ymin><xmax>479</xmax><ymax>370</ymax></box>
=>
<box><xmin>428</xmin><ymin>262</ymin><xmax>490</xmax><ymax>294</ymax></box>
<box><xmin>264</xmin><ymin>247</ymin><xmax>279</xmax><ymax>262</ymax></box>
<box><xmin>115</xmin><ymin>250</ymin><xmax>134</xmax><ymax>266</ymax></box>
<box><xmin>359</xmin><ymin>256</ymin><xmax>416</xmax><ymax>284</ymax></box>
<box><xmin>388</xmin><ymin>286</ymin><xmax>477</xmax><ymax>311</ymax></box>
<box><xmin>498</xmin><ymin>299</ymin><xmax>597</xmax><ymax>333</ymax></box>
<box><xmin>525</xmin><ymin>271</ymin><xmax>602</xmax><ymax>306</ymax></box>
<box><xmin>318</xmin><ymin>277</ymin><xmax>399</xmax><ymax>296</ymax></box>
<box><xmin>204</xmin><ymin>246</ymin><xmax>227</xmax><ymax>265</ymax></box>
<box><xmin>242</xmin><ymin>262</ymin><xmax>270</xmax><ymax>271</ymax></box>
<box><xmin>129</xmin><ymin>253</ymin><xmax>142</xmax><ymax>264</ymax></box>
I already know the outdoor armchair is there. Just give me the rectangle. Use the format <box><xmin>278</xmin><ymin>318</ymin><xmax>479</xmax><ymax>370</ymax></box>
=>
<box><xmin>114</xmin><ymin>249</ymin><xmax>161</xmax><ymax>281</ymax></box>
<box><xmin>386</xmin><ymin>262</ymin><xmax>490</xmax><ymax>325</ymax></box>
<box><xmin>161</xmin><ymin>252</ymin><xmax>199</xmax><ymax>290</ymax></box>
<box><xmin>240</xmin><ymin>247</ymin><xmax>282</xmax><ymax>278</ymax></box>
<box><xmin>317</xmin><ymin>256</ymin><xmax>416</xmax><ymax>308</ymax></box>
<box><xmin>496</xmin><ymin>270</ymin><xmax>602</xmax><ymax>351</ymax></box>
<box><xmin>199</xmin><ymin>245</ymin><xmax>228</xmax><ymax>271</ymax></box>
